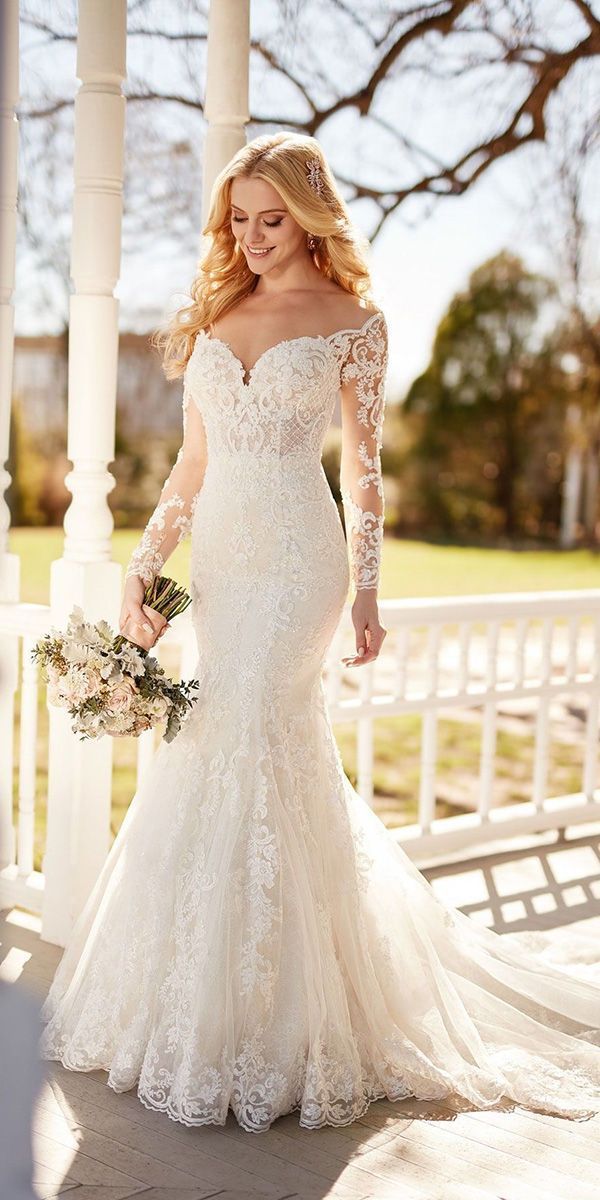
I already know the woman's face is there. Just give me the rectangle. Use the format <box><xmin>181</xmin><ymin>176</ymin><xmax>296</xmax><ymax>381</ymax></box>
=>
<box><xmin>229</xmin><ymin>174</ymin><xmax>309</xmax><ymax>275</ymax></box>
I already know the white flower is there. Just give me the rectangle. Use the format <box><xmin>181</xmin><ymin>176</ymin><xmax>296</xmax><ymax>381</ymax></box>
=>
<box><xmin>100</xmin><ymin>658</ymin><xmax>123</xmax><ymax>682</ymax></box>
<box><xmin>57</xmin><ymin>665</ymin><xmax>98</xmax><ymax>706</ymax></box>
<box><xmin>148</xmin><ymin>695</ymin><xmax>169</xmax><ymax>720</ymax></box>
<box><xmin>118</xmin><ymin>645</ymin><xmax>146</xmax><ymax>678</ymax></box>
<box><xmin>103</xmin><ymin>711</ymin><xmax>136</xmax><ymax>736</ymax></box>
<box><xmin>63</xmin><ymin>642</ymin><xmax>97</xmax><ymax>666</ymax></box>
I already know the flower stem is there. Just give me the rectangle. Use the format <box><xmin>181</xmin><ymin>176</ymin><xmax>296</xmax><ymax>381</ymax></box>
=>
<box><xmin>115</xmin><ymin>575</ymin><xmax>193</xmax><ymax>654</ymax></box>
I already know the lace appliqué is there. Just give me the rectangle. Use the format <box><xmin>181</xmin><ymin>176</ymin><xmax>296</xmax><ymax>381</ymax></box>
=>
<box><xmin>125</xmin><ymin>485</ymin><xmax>189</xmax><ymax>586</ymax></box>
<box><xmin>339</xmin><ymin>492</ymin><xmax>384</xmax><ymax>591</ymax></box>
<box><xmin>125</xmin><ymin>382</ymin><xmax>203</xmax><ymax>586</ymax></box>
<box><xmin>339</xmin><ymin>319</ymin><xmax>387</xmax><ymax>455</ymax></box>
<box><xmin>357</xmin><ymin>439</ymin><xmax>384</xmax><ymax>496</ymax></box>
<box><xmin>336</xmin><ymin>311</ymin><xmax>388</xmax><ymax>592</ymax></box>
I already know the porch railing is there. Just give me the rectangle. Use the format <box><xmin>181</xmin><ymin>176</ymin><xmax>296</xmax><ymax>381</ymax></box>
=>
<box><xmin>327</xmin><ymin>590</ymin><xmax>600</xmax><ymax>859</ymax></box>
<box><xmin>1</xmin><ymin>589</ymin><xmax>599</xmax><ymax>931</ymax></box>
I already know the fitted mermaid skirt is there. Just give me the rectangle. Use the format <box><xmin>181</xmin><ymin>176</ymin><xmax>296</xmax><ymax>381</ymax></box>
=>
<box><xmin>38</xmin><ymin>451</ymin><xmax>600</xmax><ymax>1133</ymax></box>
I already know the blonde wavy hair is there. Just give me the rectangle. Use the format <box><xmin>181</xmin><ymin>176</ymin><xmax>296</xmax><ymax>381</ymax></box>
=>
<box><xmin>152</xmin><ymin>131</ymin><xmax>376</xmax><ymax>380</ymax></box>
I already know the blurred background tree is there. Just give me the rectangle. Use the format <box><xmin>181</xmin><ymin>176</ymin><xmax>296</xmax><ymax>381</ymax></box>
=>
<box><xmin>401</xmin><ymin>252</ymin><xmax>567</xmax><ymax>541</ymax></box>
<box><xmin>519</xmin><ymin>97</ymin><xmax>600</xmax><ymax>546</ymax></box>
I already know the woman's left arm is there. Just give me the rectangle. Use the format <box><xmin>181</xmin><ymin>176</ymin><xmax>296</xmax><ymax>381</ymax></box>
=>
<box><xmin>339</xmin><ymin>309</ymin><xmax>389</xmax><ymax>666</ymax></box>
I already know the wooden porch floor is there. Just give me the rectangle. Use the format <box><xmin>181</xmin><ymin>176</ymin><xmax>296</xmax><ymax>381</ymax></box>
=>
<box><xmin>2</xmin><ymin>825</ymin><xmax>600</xmax><ymax>1200</ymax></box>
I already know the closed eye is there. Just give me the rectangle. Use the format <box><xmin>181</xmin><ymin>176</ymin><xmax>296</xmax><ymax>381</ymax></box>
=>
<box><xmin>232</xmin><ymin>217</ymin><xmax>283</xmax><ymax>228</ymax></box>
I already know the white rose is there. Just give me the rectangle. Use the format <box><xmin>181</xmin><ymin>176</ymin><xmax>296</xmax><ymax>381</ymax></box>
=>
<box><xmin>149</xmin><ymin>695</ymin><xmax>169</xmax><ymax>720</ymax></box>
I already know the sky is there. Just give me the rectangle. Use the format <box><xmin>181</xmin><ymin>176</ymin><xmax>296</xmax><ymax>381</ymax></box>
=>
<box><xmin>13</xmin><ymin>0</ymin><xmax>599</xmax><ymax>400</ymax></box>
<box><xmin>352</xmin><ymin>162</ymin><xmax>538</xmax><ymax>396</ymax></box>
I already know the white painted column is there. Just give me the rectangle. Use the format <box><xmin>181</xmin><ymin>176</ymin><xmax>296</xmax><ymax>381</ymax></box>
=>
<box><xmin>42</xmin><ymin>0</ymin><xmax>127</xmax><ymax>946</ymax></box>
<box><xmin>0</xmin><ymin>0</ymin><xmax>21</xmax><ymax>869</ymax></box>
<box><xmin>202</xmin><ymin>0</ymin><xmax>250</xmax><ymax>226</ymax></box>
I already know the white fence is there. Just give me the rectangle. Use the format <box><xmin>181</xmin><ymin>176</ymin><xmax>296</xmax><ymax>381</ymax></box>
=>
<box><xmin>328</xmin><ymin>591</ymin><xmax>600</xmax><ymax>859</ymax></box>
<box><xmin>1</xmin><ymin>589</ymin><xmax>600</xmax><ymax>929</ymax></box>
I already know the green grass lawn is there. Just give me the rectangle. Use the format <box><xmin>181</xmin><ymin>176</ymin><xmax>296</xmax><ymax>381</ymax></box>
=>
<box><xmin>7</xmin><ymin>528</ymin><xmax>594</xmax><ymax>870</ymax></box>
<box><xmin>381</xmin><ymin>538</ymin><xmax>600</xmax><ymax>597</ymax></box>
<box><xmin>8</xmin><ymin>527</ymin><xmax>600</xmax><ymax>604</ymax></box>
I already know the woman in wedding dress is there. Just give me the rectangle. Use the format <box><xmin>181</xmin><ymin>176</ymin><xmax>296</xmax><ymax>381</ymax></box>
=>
<box><xmin>39</xmin><ymin>131</ymin><xmax>600</xmax><ymax>1133</ymax></box>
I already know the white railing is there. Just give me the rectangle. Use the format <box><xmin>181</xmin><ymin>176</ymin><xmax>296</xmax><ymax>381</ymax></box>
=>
<box><xmin>326</xmin><ymin>590</ymin><xmax>600</xmax><ymax>863</ymax></box>
<box><xmin>1</xmin><ymin>589</ymin><xmax>600</xmax><ymax>925</ymax></box>
<box><xmin>0</xmin><ymin>603</ymin><xmax>52</xmax><ymax>915</ymax></box>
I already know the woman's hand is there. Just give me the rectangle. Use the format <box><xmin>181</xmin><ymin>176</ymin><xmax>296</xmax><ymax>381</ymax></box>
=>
<box><xmin>341</xmin><ymin>589</ymin><xmax>387</xmax><ymax>667</ymax></box>
<box><xmin>119</xmin><ymin>575</ymin><xmax>169</xmax><ymax>651</ymax></box>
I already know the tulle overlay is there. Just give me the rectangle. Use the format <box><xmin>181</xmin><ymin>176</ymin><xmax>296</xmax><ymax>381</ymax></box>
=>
<box><xmin>39</xmin><ymin>312</ymin><xmax>600</xmax><ymax>1131</ymax></box>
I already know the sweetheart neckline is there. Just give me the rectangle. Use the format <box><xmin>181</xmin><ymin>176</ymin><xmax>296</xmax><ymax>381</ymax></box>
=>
<box><xmin>197</xmin><ymin>307</ymin><xmax>383</xmax><ymax>387</ymax></box>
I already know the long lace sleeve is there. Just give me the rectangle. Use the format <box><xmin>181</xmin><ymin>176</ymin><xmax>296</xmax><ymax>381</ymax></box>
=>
<box><xmin>339</xmin><ymin>310</ymin><xmax>389</xmax><ymax>593</ymax></box>
<box><xmin>125</xmin><ymin>377</ymin><xmax>207</xmax><ymax>587</ymax></box>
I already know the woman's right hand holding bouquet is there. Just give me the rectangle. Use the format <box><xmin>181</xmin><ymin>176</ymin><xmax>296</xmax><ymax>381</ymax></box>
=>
<box><xmin>119</xmin><ymin>574</ymin><xmax>169</xmax><ymax>652</ymax></box>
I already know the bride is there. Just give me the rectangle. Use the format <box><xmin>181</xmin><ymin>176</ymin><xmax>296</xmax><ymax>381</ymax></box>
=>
<box><xmin>39</xmin><ymin>131</ymin><xmax>600</xmax><ymax>1134</ymax></box>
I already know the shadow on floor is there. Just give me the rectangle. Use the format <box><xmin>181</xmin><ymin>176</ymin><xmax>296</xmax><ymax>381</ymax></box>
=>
<box><xmin>422</xmin><ymin>828</ymin><xmax>600</xmax><ymax>934</ymax></box>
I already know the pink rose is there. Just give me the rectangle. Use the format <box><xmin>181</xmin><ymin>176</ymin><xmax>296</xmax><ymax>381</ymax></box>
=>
<box><xmin>107</xmin><ymin>678</ymin><xmax>137</xmax><ymax>714</ymax></box>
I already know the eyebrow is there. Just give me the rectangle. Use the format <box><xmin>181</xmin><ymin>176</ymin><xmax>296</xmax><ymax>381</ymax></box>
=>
<box><xmin>230</xmin><ymin>205</ymin><xmax>287</xmax><ymax>214</ymax></box>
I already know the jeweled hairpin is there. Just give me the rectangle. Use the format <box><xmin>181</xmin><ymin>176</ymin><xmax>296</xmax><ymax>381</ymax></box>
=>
<box><xmin>306</xmin><ymin>157</ymin><xmax>324</xmax><ymax>196</ymax></box>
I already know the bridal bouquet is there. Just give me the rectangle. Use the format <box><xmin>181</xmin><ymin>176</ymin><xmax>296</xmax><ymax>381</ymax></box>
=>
<box><xmin>32</xmin><ymin>576</ymin><xmax>199</xmax><ymax>743</ymax></box>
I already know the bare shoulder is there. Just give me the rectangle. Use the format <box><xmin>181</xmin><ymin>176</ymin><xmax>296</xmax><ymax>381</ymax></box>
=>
<box><xmin>316</xmin><ymin>289</ymin><xmax>385</xmax><ymax>336</ymax></box>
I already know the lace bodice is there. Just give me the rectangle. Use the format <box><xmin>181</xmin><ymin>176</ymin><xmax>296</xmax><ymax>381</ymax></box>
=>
<box><xmin>125</xmin><ymin>308</ymin><xmax>389</xmax><ymax>593</ymax></box>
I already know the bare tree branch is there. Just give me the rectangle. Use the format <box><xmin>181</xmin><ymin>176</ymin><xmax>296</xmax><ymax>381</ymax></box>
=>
<box><xmin>16</xmin><ymin>0</ymin><xmax>600</xmax><ymax>320</ymax></box>
<box><xmin>19</xmin><ymin>0</ymin><xmax>600</xmax><ymax>215</ymax></box>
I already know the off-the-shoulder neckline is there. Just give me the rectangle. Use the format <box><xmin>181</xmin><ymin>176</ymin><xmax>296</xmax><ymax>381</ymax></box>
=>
<box><xmin>196</xmin><ymin>307</ymin><xmax>385</xmax><ymax>386</ymax></box>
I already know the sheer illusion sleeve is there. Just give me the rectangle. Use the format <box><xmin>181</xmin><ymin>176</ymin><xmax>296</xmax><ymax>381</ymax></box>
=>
<box><xmin>125</xmin><ymin>378</ymin><xmax>207</xmax><ymax>587</ymax></box>
<box><xmin>339</xmin><ymin>310</ymin><xmax>389</xmax><ymax>593</ymax></box>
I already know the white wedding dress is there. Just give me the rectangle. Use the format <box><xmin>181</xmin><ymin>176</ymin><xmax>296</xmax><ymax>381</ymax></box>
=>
<box><xmin>39</xmin><ymin>308</ymin><xmax>600</xmax><ymax>1132</ymax></box>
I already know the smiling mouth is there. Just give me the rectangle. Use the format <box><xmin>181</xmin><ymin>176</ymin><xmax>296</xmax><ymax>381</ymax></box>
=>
<box><xmin>246</xmin><ymin>246</ymin><xmax>273</xmax><ymax>257</ymax></box>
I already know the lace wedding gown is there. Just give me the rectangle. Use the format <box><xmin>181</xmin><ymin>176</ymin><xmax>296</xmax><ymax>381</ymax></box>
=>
<box><xmin>39</xmin><ymin>308</ymin><xmax>600</xmax><ymax>1132</ymax></box>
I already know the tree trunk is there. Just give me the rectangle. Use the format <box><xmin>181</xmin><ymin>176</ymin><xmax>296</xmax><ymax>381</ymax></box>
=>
<box><xmin>560</xmin><ymin>403</ymin><xmax>584</xmax><ymax>548</ymax></box>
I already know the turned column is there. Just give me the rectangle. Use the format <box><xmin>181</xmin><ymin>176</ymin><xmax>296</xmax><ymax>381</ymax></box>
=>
<box><xmin>42</xmin><ymin>0</ymin><xmax>127</xmax><ymax>945</ymax></box>
<box><xmin>202</xmin><ymin>0</ymin><xmax>250</xmax><ymax>225</ymax></box>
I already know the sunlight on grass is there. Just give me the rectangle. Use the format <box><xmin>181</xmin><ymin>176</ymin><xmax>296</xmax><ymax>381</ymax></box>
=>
<box><xmin>8</xmin><ymin>527</ymin><xmax>600</xmax><ymax>605</ymax></box>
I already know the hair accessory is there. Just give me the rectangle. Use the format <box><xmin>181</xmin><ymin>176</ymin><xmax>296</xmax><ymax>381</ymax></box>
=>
<box><xmin>306</xmin><ymin>157</ymin><xmax>324</xmax><ymax>196</ymax></box>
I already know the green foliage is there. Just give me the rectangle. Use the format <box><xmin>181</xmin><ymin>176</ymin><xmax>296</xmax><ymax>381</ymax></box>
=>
<box><xmin>402</xmin><ymin>252</ymin><xmax>565</xmax><ymax>541</ymax></box>
<box><xmin>108</xmin><ymin>406</ymin><xmax>171</xmax><ymax>529</ymax></box>
<box><xmin>6</xmin><ymin>395</ymin><xmax>47</xmax><ymax>525</ymax></box>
